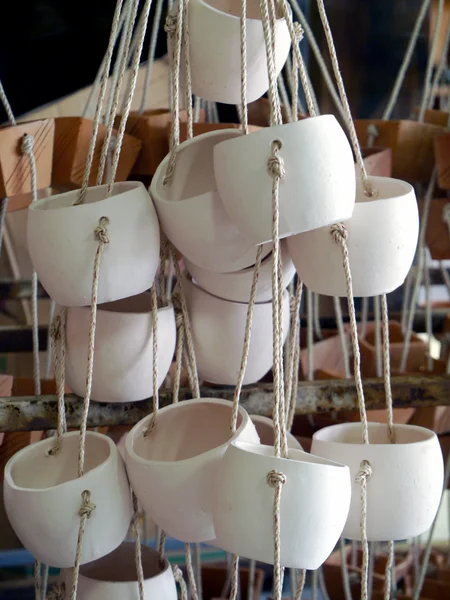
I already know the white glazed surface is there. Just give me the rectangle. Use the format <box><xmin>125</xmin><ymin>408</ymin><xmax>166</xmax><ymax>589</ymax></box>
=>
<box><xmin>151</xmin><ymin>129</ymin><xmax>271</xmax><ymax>273</ymax></box>
<box><xmin>125</xmin><ymin>399</ymin><xmax>260</xmax><ymax>542</ymax></box>
<box><xmin>182</xmin><ymin>274</ymin><xmax>290</xmax><ymax>384</ymax></box>
<box><xmin>250</xmin><ymin>415</ymin><xmax>302</xmax><ymax>450</ymax></box>
<box><xmin>3</xmin><ymin>432</ymin><xmax>132</xmax><ymax>567</ymax></box>
<box><xmin>288</xmin><ymin>176</ymin><xmax>419</xmax><ymax>297</ymax></box>
<box><xmin>27</xmin><ymin>182</ymin><xmax>160</xmax><ymax>306</ymax></box>
<box><xmin>214</xmin><ymin>116</ymin><xmax>356</xmax><ymax>244</ymax></box>
<box><xmin>213</xmin><ymin>441</ymin><xmax>351</xmax><ymax>569</ymax></box>
<box><xmin>186</xmin><ymin>0</ymin><xmax>291</xmax><ymax>104</ymax></box>
<box><xmin>184</xmin><ymin>240</ymin><xmax>295</xmax><ymax>303</ymax></box>
<box><xmin>59</xmin><ymin>543</ymin><xmax>177</xmax><ymax>600</ymax></box>
<box><xmin>311</xmin><ymin>422</ymin><xmax>444</xmax><ymax>541</ymax></box>
<box><xmin>65</xmin><ymin>296</ymin><xmax>176</xmax><ymax>403</ymax></box>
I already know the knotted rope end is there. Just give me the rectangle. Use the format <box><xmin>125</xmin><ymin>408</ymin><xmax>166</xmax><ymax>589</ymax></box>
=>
<box><xmin>267</xmin><ymin>141</ymin><xmax>286</xmax><ymax>180</ymax></box>
<box><xmin>355</xmin><ymin>459</ymin><xmax>373</xmax><ymax>484</ymax></box>
<box><xmin>266</xmin><ymin>469</ymin><xmax>287</xmax><ymax>487</ymax></box>
<box><xmin>79</xmin><ymin>490</ymin><xmax>96</xmax><ymax>519</ymax></box>
<box><xmin>94</xmin><ymin>216</ymin><xmax>110</xmax><ymax>244</ymax></box>
<box><xmin>330</xmin><ymin>222</ymin><xmax>348</xmax><ymax>244</ymax></box>
<box><xmin>47</xmin><ymin>582</ymin><xmax>65</xmax><ymax>600</ymax></box>
<box><xmin>21</xmin><ymin>133</ymin><xmax>34</xmax><ymax>155</ymax></box>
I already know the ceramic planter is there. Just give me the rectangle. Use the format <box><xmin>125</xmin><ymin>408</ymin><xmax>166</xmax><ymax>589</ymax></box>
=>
<box><xmin>213</xmin><ymin>116</ymin><xmax>356</xmax><ymax>244</ymax></box>
<box><xmin>186</xmin><ymin>0</ymin><xmax>291</xmax><ymax>104</ymax></box>
<box><xmin>434</xmin><ymin>132</ymin><xmax>450</xmax><ymax>190</ymax></box>
<box><xmin>287</xmin><ymin>176</ymin><xmax>418</xmax><ymax>297</ymax></box>
<box><xmin>0</xmin><ymin>119</ymin><xmax>54</xmax><ymax>198</ymax></box>
<box><xmin>422</xmin><ymin>198</ymin><xmax>450</xmax><ymax>259</ymax></box>
<box><xmin>151</xmin><ymin>129</ymin><xmax>271</xmax><ymax>273</ymax></box>
<box><xmin>182</xmin><ymin>274</ymin><xmax>290</xmax><ymax>385</ymax></box>
<box><xmin>27</xmin><ymin>181</ymin><xmax>160</xmax><ymax>306</ymax></box>
<box><xmin>184</xmin><ymin>240</ymin><xmax>294</xmax><ymax>303</ymax></box>
<box><xmin>354</xmin><ymin>119</ymin><xmax>444</xmax><ymax>181</ymax></box>
<box><xmin>59</xmin><ymin>542</ymin><xmax>177</xmax><ymax>600</ymax></box>
<box><xmin>125</xmin><ymin>399</ymin><xmax>260</xmax><ymax>542</ymax></box>
<box><xmin>213</xmin><ymin>441</ymin><xmax>351</xmax><ymax>569</ymax></box>
<box><xmin>65</xmin><ymin>295</ymin><xmax>176</xmax><ymax>403</ymax></box>
<box><xmin>3</xmin><ymin>431</ymin><xmax>132</xmax><ymax>567</ymax></box>
<box><xmin>52</xmin><ymin>117</ymin><xmax>142</xmax><ymax>188</ymax></box>
<box><xmin>250</xmin><ymin>415</ymin><xmax>302</xmax><ymax>450</ymax></box>
<box><xmin>311</xmin><ymin>422</ymin><xmax>444</xmax><ymax>541</ymax></box>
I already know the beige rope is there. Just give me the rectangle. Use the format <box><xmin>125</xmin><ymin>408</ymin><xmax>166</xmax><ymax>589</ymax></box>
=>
<box><xmin>334</xmin><ymin>296</ymin><xmax>350</xmax><ymax>379</ymax></box>
<box><xmin>428</xmin><ymin>20</ymin><xmax>450</xmax><ymax>110</ymax></box>
<box><xmin>259</xmin><ymin>0</ymin><xmax>282</xmax><ymax>126</ymax></box>
<box><xmin>286</xmin><ymin>281</ymin><xmax>303</xmax><ymax>431</ymax></box>
<box><xmin>230</xmin><ymin>246</ymin><xmax>264</xmax><ymax>434</ymax></box>
<box><xmin>194</xmin><ymin>543</ymin><xmax>203</xmax><ymax>600</ymax></box>
<box><xmin>48</xmin><ymin>307</ymin><xmax>68</xmax><ymax>455</ymax></box>
<box><xmin>239</xmin><ymin>0</ymin><xmax>249</xmax><ymax>133</ymax></box>
<box><xmin>172</xmin><ymin>311</ymin><xmax>185</xmax><ymax>403</ymax></box>
<box><xmin>174</xmin><ymin>565</ymin><xmax>189</xmax><ymax>600</ymax></box>
<box><xmin>70</xmin><ymin>491</ymin><xmax>96</xmax><ymax>600</ymax></box>
<box><xmin>313</xmin><ymin>293</ymin><xmax>323</xmax><ymax>340</ymax></box>
<box><xmin>380</xmin><ymin>294</ymin><xmax>395</xmax><ymax>443</ymax></box>
<box><xmin>45</xmin><ymin>300</ymin><xmax>56</xmax><ymax>379</ymax></box>
<box><xmin>374</xmin><ymin>296</ymin><xmax>382</xmax><ymax>378</ymax></box>
<box><xmin>34</xmin><ymin>559</ymin><xmax>42</xmax><ymax>600</ymax></box>
<box><xmin>182</xmin><ymin>0</ymin><xmax>194</xmax><ymax>140</ymax></box>
<box><xmin>144</xmin><ymin>284</ymin><xmax>160</xmax><ymax>437</ymax></box>
<box><xmin>0</xmin><ymin>80</ymin><xmax>16</xmax><ymax>125</ymax></box>
<box><xmin>267</xmin><ymin>471</ymin><xmax>287</xmax><ymax>600</ymax></box>
<box><xmin>277</xmin><ymin>73</ymin><xmax>291</xmax><ymax>123</ymax></box>
<box><xmin>185</xmin><ymin>544</ymin><xmax>199</xmax><ymax>600</ymax></box>
<box><xmin>384</xmin><ymin>540</ymin><xmax>395</xmax><ymax>600</ymax></box>
<box><xmin>339</xmin><ymin>538</ymin><xmax>353</xmax><ymax>600</ymax></box>
<box><xmin>132</xmin><ymin>493</ymin><xmax>145</xmax><ymax>600</ymax></box>
<box><xmin>315</xmin><ymin>0</ymin><xmax>372</xmax><ymax>197</ymax></box>
<box><xmin>78</xmin><ymin>217</ymin><xmax>110</xmax><ymax>477</ymax></box>
<box><xmin>354</xmin><ymin>460</ymin><xmax>373</xmax><ymax>600</ymax></box>
<box><xmin>139</xmin><ymin>0</ymin><xmax>165</xmax><ymax>113</ymax></box>
<box><xmin>306</xmin><ymin>288</ymin><xmax>314</xmax><ymax>382</ymax></box>
<box><xmin>158</xmin><ymin>529</ymin><xmax>167</xmax><ymax>562</ymax></box>
<box><xmin>294</xmin><ymin>568</ymin><xmax>306</xmax><ymax>600</ymax></box>
<box><xmin>76</xmin><ymin>0</ymin><xmax>125</xmax><ymax>205</ymax></box>
<box><xmin>418</xmin><ymin>0</ymin><xmax>444</xmax><ymax>122</ymax></box>
<box><xmin>423</xmin><ymin>249</ymin><xmax>433</xmax><ymax>372</ymax></box>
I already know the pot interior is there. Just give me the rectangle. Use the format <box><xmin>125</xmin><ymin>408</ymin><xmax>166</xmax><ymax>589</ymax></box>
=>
<box><xmin>355</xmin><ymin>176</ymin><xmax>411</xmax><ymax>205</ymax></box>
<box><xmin>315</xmin><ymin>423</ymin><xmax>434</xmax><ymax>445</ymax></box>
<box><xmin>99</xmin><ymin>292</ymin><xmax>164</xmax><ymax>314</ymax></box>
<box><xmin>9</xmin><ymin>433</ymin><xmax>110</xmax><ymax>490</ymax></box>
<box><xmin>80</xmin><ymin>543</ymin><xmax>167</xmax><ymax>582</ymax></box>
<box><xmin>32</xmin><ymin>182</ymin><xmax>137</xmax><ymax>211</ymax></box>
<box><xmin>135</xmin><ymin>402</ymin><xmax>243</xmax><ymax>462</ymax></box>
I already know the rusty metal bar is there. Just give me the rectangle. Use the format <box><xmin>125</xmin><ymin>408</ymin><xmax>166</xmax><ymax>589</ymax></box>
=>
<box><xmin>1</xmin><ymin>375</ymin><xmax>449</xmax><ymax>432</ymax></box>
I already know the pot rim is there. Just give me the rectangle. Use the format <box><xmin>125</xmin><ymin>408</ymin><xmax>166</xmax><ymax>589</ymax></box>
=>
<box><xmin>193</xmin><ymin>0</ymin><xmax>288</xmax><ymax>23</ymax></box>
<box><xmin>126</xmin><ymin>398</ymin><xmax>255</xmax><ymax>468</ymax></box>
<box><xmin>4</xmin><ymin>431</ymin><xmax>115</xmax><ymax>493</ymax></box>
<box><xmin>312</xmin><ymin>422</ymin><xmax>438</xmax><ymax>447</ymax></box>
<box><xmin>355</xmin><ymin>175</ymin><xmax>414</xmax><ymax>206</ymax></box>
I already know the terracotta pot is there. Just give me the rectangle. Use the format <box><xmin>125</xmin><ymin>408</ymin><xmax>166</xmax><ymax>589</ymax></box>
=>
<box><xmin>201</xmin><ymin>564</ymin><xmax>265</xmax><ymax>600</ymax></box>
<box><xmin>311</xmin><ymin>422</ymin><xmax>444</xmax><ymax>541</ymax></box>
<box><xmin>359</xmin><ymin>147</ymin><xmax>392</xmax><ymax>177</ymax></box>
<box><xmin>66</xmin><ymin>295</ymin><xmax>176</xmax><ymax>403</ymax></box>
<box><xmin>3</xmin><ymin>431</ymin><xmax>132</xmax><ymax>567</ymax></box>
<box><xmin>184</xmin><ymin>240</ymin><xmax>294</xmax><ymax>303</ymax></box>
<box><xmin>415</xmin><ymin>107</ymin><xmax>450</xmax><ymax>127</ymax></box>
<box><xmin>59</xmin><ymin>542</ymin><xmax>177</xmax><ymax>600</ymax></box>
<box><xmin>151</xmin><ymin>129</ymin><xmax>271</xmax><ymax>273</ymax></box>
<box><xmin>182</xmin><ymin>274</ymin><xmax>290</xmax><ymax>385</ymax></box>
<box><xmin>176</xmin><ymin>121</ymin><xmax>262</xmax><ymax>143</ymax></box>
<box><xmin>434</xmin><ymin>132</ymin><xmax>450</xmax><ymax>190</ymax></box>
<box><xmin>213</xmin><ymin>441</ymin><xmax>351</xmax><ymax>568</ymax></box>
<box><xmin>421</xmin><ymin>197</ymin><xmax>450</xmax><ymax>260</ymax></box>
<box><xmin>186</xmin><ymin>0</ymin><xmax>291</xmax><ymax>104</ymax></box>
<box><xmin>52</xmin><ymin>117</ymin><xmax>142</xmax><ymax>187</ymax></box>
<box><xmin>27</xmin><ymin>181</ymin><xmax>160</xmax><ymax>306</ymax></box>
<box><xmin>300</xmin><ymin>334</ymin><xmax>351</xmax><ymax>380</ymax></box>
<box><xmin>354</xmin><ymin>119</ymin><xmax>444</xmax><ymax>181</ymax></box>
<box><xmin>288</xmin><ymin>175</ymin><xmax>418</xmax><ymax>297</ymax></box>
<box><xmin>125</xmin><ymin>399</ymin><xmax>259</xmax><ymax>543</ymax></box>
<box><xmin>121</xmin><ymin>109</ymin><xmax>205</xmax><ymax>177</ymax></box>
<box><xmin>0</xmin><ymin>119</ymin><xmax>54</xmax><ymax>198</ymax></box>
<box><xmin>214</xmin><ymin>116</ymin><xmax>355</xmax><ymax>244</ymax></box>
<box><xmin>359</xmin><ymin>320</ymin><xmax>427</xmax><ymax>376</ymax></box>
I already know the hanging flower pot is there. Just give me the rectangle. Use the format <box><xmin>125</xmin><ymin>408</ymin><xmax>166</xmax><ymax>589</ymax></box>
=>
<box><xmin>250</xmin><ymin>415</ymin><xmax>302</xmax><ymax>450</ymax></box>
<box><xmin>287</xmin><ymin>175</ymin><xmax>418</xmax><ymax>297</ymax></box>
<box><xmin>58</xmin><ymin>542</ymin><xmax>177</xmax><ymax>600</ymax></box>
<box><xmin>213</xmin><ymin>441</ymin><xmax>351</xmax><ymax>569</ymax></box>
<box><xmin>185</xmin><ymin>0</ymin><xmax>291</xmax><ymax>104</ymax></box>
<box><xmin>422</xmin><ymin>197</ymin><xmax>450</xmax><ymax>259</ymax></box>
<box><xmin>125</xmin><ymin>398</ymin><xmax>260</xmax><ymax>542</ymax></box>
<box><xmin>65</xmin><ymin>294</ymin><xmax>176</xmax><ymax>403</ymax></box>
<box><xmin>3</xmin><ymin>431</ymin><xmax>132</xmax><ymax>567</ymax></box>
<box><xmin>27</xmin><ymin>181</ymin><xmax>160</xmax><ymax>306</ymax></box>
<box><xmin>213</xmin><ymin>116</ymin><xmax>356</xmax><ymax>245</ymax></box>
<box><xmin>182</xmin><ymin>274</ymin><xmax>290</xmax><ymax>384</ymax></box>
<box><xmin>0</xmin><ymin>119</ymin><xmax>54</xmax><ymax>198</ymax></box>
<box><xmin>184</xmin><ymin>240</ymin><xmax>295</xmax><ymax>303</ymax></box>
<box><xmin>434</xmin><ymin>132</ymin><xmax>450</xmax><ymax>190</ymax></box>
<box><xmin>311</xmin><ymin>422</ymin><xmax>444</xmax><ymax>541</ymax></box>
<box><xmin>121</xmin><ymin>109</ymin><xmax>205</xmax><ymax>177</ymax></box>
<box><xmin>151</xmin><ymin>129</ymin><xmax>271</xmax><ymax>273</ymax></box>
<box><xmin>354</xmin><ymin>119</ymin><xmax>443</xmax><ymax>181</ymax></box>
<box><xmin>52</xmin><ymin>117</ymin><xmax>142</xmax><ymax>188</ymax></box>
<box><xmin>359</xmin><ymin>147</ymin><xmax>392</xmax><ymax>177</ymax></box>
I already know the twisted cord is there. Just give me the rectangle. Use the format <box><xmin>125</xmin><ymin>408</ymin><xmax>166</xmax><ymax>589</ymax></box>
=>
<box><xmin>48</xmin><ymin>307</ymin><xmax>68</xmax><ymax>455</ymax></box>
<box><xmin>381</xmin><ymin>294</ymin><xmax>395</xmax><ymax>443</ymax></box>
<box><xmin>355</xmin><ymin>460</ymin><xmax>373</xmax><ymax>600</ymax></box>
<box><xmin>418</xmin><ymin>0</ymin><xmax>444</xmax><ymax>121</ymax></box>
<box><xmin>286</xmin><ymin>280</ymin><xmax>303</xmax><ymax>430</ymax></box>
<box><xmin>334</xmin><ymin>296</ymin><xmax>350</xmax><ymax>378</ymax></box>
<box><xmin>294</xmin><ymin>569</ymin><xmax>306</xmax><ymax>600</ymax></box>
<box><xmin>0</xmin><ymin>80</ymin><xmax>16</xmax><ymax>125</ymax></box>
<box><xmin>182</xmin><ymin>0</ymin><xmax>194</xmax><ymax>140</ymax></box>
<box><xmin>132</xmin><ymin>493</ymin><xmax>145</xmax><ymax>600</ymax></box>
<box><xmin>267</xmin><ymin>470</ymin><xmax>287</xmax><ymax>600</ymax></box>
<box><xmin>185</xmin><ymin>544</ymin><xmax>199</xmax><ymax>600</ymax></box>
<box><xmin>384</xmin><ymin>540</ymin><xmax>395</xmax><ymax>600</ymax></box>
<box><xmin>173</xmin><ymin>566</ymin><xmax>189</xmax><ymax>600</ymax></box>
<box><xmin>259</xmin><ymin>0</ymin><xmax>282</xmax><ymax>126</ymax></box>
<box><xmin>70</xmin><ymin>491</ymin><xmax>96</xmax><ymax>600</ymax></box>
<box><xmin>339</xmin><ymin>538</ymin><xmax>353</xmax><ymax>600</ymax></box>
<box><xmin>139</xmin><ymin>0</ymin><xmax>165</xmax><ymax>113</ymax></box>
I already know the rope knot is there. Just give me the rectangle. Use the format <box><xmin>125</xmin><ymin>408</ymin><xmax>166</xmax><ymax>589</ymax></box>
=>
<box><xmin>173</xmin><ymin>565</ymin><xmax>183</xmax><ymax>582</ymax></box>
<box><xmin>165</xmin><ymin>14</ymin><xmax>177</xmax><ymax>34</ymax></box>
<box><xmin>79</xmin><ymin>490</ymin><xmax>96</xmax><ymax>519</ymax></box>
<box><xmin>355</xmin><ymin>459</ymin><xmax>372</xmax><ymax>485</ymax></box>
<box><xmin>293</xmin><ymin>22</ymin><xmax>304</xmax><ymax>41</ymax></box>
<box><xmin>47</xmin><ymin>583</ymin><xmax>66</xmax><ymax>600</ymax></box>
<box><xmin>330</xmin><ymin>222</ymin><xmax>348</xmax><ymax>245</ymax></box>
<box><xmin>266</xmin><ymin>469</ymin><xmax>286</xmax><ymax>488</ymax></box>
<box><xmin>94</xmin><ymin>217</ymin><xmax>110</xmax><ymax>244</ymax></box>
<box><xmin>267</xmin><ymin>153</ymin><xmax>285</xmax><ymax>180</ymax></box>
<box><xmin>442</xmin><ymin>203</ymin><xmax>450</xmax><ymax>224</ymax></box>
<box><xmin>21</xmin><ymin>133</ymin><xmax>34</xmax><ymax>156</ymax></box>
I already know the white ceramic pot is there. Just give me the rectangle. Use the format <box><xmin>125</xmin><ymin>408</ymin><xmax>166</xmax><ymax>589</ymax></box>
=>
<box><xmin>184</xmin><ymin>240</ymin><xmax>295</xmax><ymax>303</ymax></box>
<box><xmin>125</xmin><ymin>399</ymin><xmax>260</xmax><ymax>542</ymax></box>
<box><xmin>65</xmin><ymin>295</ymin><xmax>176</xmax><ymax>403</ymax></box>
<box><xmin>250</xmin><ymin>415</ymin><xmax>302</xmax><ymax>450</ymax></box>
<box><xmin>3</xmin><ymin>431</ymin><xmax>132</xmax><ymax>568</ymax></box>
<box><xmin>186</xmin><ymin>0</ymin><xmax>291</xmax><ymax>104</ymax></box>
<box><xmin>59</xmin><ymin>542</ymin><xmax>177</xmax><ymax>600</ymax></box>
<box><xmin>182</xmin><ymin>274</ymin><xmax>290</xmax><ymax>385</ymax></box>
<box><xmin>27</xmin><ymin>182</ymin><xmax>160</xmax><ymax>306</ymax></box>
<box><xmin>287</xmin><ymin>176</ymin><xmax>419</xmax><ymax>297</ymax></box>
<box><xmin>213</xmin><ymin>441</ymin><xmax>351</xmax><ymax>569</ymax></box>
<box><xmin>213</xmin><ymin>116</ymin><xmax>356</xmax><ymax>245</ymax></box>
<box><xmin>151</xmin><ymin>129</ymin><xmax>271</xmax><ymax>273</ymax></box>
<box><xmin>311</xmin><ymin>422</ymin><xmax>444</xmax><ymax>541</ymax></box>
